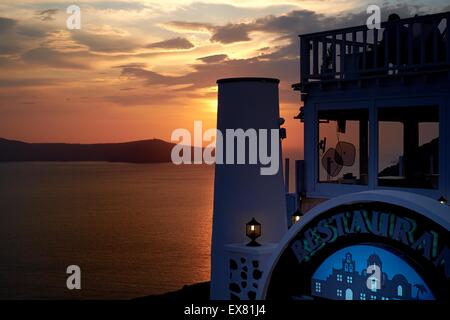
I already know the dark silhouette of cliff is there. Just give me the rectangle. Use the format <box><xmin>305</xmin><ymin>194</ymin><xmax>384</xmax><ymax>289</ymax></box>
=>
<box><xmin>0</xmin><ymin>138</ymin><xmax>177</xmax><ymax>163</ymax></box>
<box><xmin>379</xmin><ymin>138</ymin><xmax>439</xmax><ymax>177</ymax></box>
<box><xmin>135</xmin><ymin>282</ymin><xmax>210</xmax><ymax>301</ymax></box>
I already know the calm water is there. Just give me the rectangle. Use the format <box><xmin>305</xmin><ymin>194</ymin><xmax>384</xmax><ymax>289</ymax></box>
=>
<box><xmin>0</xmin><ymin>162</ymin><xmax>214</xmax><ymax>299</ymax></box>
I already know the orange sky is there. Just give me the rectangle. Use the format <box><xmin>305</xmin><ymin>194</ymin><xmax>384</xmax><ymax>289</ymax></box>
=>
<box><xmin>0</xmin><ymin>0</ymin><xmax>447</xmax><ymax>154</ymax></box>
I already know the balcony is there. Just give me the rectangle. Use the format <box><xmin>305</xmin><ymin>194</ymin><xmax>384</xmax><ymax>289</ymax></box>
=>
<box><xmin>294</xmin><ymin>12</ymin><xmax>450</xmax><ymax>90</ymax></box>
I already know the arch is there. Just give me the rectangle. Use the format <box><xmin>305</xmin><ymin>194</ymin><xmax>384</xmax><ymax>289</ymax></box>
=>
<box><xmin>259</xmin><ymin>190</ymin><xmax>450</xmax><ymax>299</ymax></box>
<box><xmin>345</xmin><ymin>288</ymin><xmax>353</xmax><ymax>300</ymax></box>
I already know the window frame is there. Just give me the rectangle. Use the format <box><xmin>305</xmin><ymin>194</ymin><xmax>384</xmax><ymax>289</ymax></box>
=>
<box><xmin>373</xmin><ymin>98</ymin><xmax>444</xmax><ymax>198</ymax></box>
<box><xmin>313</xmin><ymin>101</ymin><xmax>371</xmax><ymax>197</ymax></box>
<box><xmin>308</xmin><ymin>97</ymin><xmax>445</xmax><ymax>200</ymax></box>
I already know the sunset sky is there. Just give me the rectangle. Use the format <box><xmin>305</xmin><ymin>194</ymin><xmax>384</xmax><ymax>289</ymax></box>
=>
<box><xmin>0</xmin><ymin>0</ymin><xmax>448</xmax><ymax>152</ymax></box>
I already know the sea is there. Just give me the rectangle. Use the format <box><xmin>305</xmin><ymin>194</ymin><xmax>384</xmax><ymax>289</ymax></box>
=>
<box><xmin>0</xmin><ymin>162</ymin><xmax>214</xmax><ymax>299</ymax></box>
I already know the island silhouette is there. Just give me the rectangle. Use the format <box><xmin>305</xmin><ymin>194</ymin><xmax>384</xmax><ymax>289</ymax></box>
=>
<box><xmin>0</xmin><ymin>138</ymin><xmax>180</xmax><ymax>163</ymax></box>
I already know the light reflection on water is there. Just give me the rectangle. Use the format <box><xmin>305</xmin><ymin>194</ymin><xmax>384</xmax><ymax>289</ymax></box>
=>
<box><xmin>0</xmin><ymin>162</ymin><xmax>213</xmax><ymax>299</ymax></box>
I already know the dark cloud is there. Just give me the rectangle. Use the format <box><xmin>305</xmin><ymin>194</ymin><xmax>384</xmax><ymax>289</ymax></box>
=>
<box><xmin>21</xmin><ymin>47</ymin><xmax>90</xmax><ymax>69</ymax></box>
<box><xmin>121</xmin><ymin>67</ymin><xmax>172</xmax><ymax>85</ymax></box>
<box><xmin>0</xmin><ymin>43</ymin><xmax>22</xmax><ymax>54</ymax></box>
<box><xmin>167</xmin><ymin>21</ymin><xmax>252</xmax><ymax>45</ymax></box>
<box><xmin>0</xmin><ymin>18</ymin><xmax>22</xmax><ymax>54</ymax></box>
<box><xmin>168</xmin><ymin>3</ymin><xmax>435</xmax><ymax>47</ymax></box>
<box><xmin>35</xmin><ymin>9</ymin><xmax>59</xmax><ymax>21</ymax></box>
<box><xmin>166</xmin><ymin>21</ymin><xmax>212</xmax><ymax>32</ymax></box>
<box><xmin>0</xmin><ymin>17</ymin><xmax>17</xmax><ymax>33</ymax></box>
<box><xmin>197</xmin><ymin>54</ymin><xmax>228</xmax><ymax>63</ymax></box>
<box><xmin>146</xmin><ymin>37</ymin><xmax>194</xmax><ymax>50</ymax></box>
<box><xmin>210</xmin><ymin>23</ymin><xmax>252</xmax><ymax>44</ymax></box>
<box><xmin>71</xmin><ymin>31</ymin><xmax>140</xmax><ymax>53</ymax></box>
<box><xmin>121</xmin><ymin>54</ymin><xmax>298</xmax><ymax>89</ymax></box>
<box><xmin>0</xmin><ymin>17</ymin><xmax>53</xmax><ymax>55</ymax></box>
<box><xmin>0</xmin><ymin>77</ymin><xmax>57</xmax><ymax>87</ymax></box>
<box><xmin>103</xmin><ymin>92</ymin><xmax>180</xmax><ymax>107</ymax></box>
<box><xmin>166</xmin><ymin>21</ymin><xmax>252</xmax><ymax>44</ymax></box>
<box><xmin>113</xmin><ymin>62</ymin><xmax>148</xmax><ymax>69</ymax></box>
<box><xmin>16</xmin><ymin>25</ymin><xmax>49</xmax><ymax>38</ymax></box>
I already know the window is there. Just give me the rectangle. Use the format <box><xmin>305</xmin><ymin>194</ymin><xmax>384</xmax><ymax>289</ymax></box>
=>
<box><xmin>378</xmin><ymin>106</ymin><xmax>439</xmax><ymax>189</ymax></box>
<box><xmin>397</xmin><ymin>285</ymin><xmax>403</xmax><ymax>297</ymax></box>
<box><xmin>360</xmin><ymin>293</ymin><xmax>366</xmax><ymax>300</ymax></box>
<box><xmin>381</xmin><ymin>297</ymin><xmax>389</xmax><ymax>300</ymax></box>
<box><xmin>315</xmin><ymin>282</ymin><xmax>321</xmax><ymax>293</ymax></box>
<box><xmin>370</xmin><ymin>277</ymin><xmax>377</xmax><ymax>292</ymax></box>
<box><xmin>345</xmin><ymin>288</ymin><xmax>353</xmax><ymax>300</ymax></box>
<box><xmin>370</xmin><ymin>295</ymin><xmax>377</xmax><ymax>300</ymax></box>
<box><xmin>347</xmin><ymin>276</ymin><xmax>353</xmax><ymax>284</ymax></box>
<box><xmin>318</xmin><ymin>109</ymin><xmax>369</xmax><ymax>185</ymax></box>
<box><xmin>337</xmin><ymin>289</ymin><xmax>343</xmax><ymax>297</ymax></box>
<box><xmin>337</xmin><ymin>274</ymin><xmax>343</xmax><ymax>282</ymax></box>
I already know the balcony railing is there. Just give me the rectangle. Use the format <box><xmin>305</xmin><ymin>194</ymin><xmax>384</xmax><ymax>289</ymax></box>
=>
<box><xmin>299</xmin><ymin>12</ymin><xmax>450</xmax><ymax>84</ymax></box>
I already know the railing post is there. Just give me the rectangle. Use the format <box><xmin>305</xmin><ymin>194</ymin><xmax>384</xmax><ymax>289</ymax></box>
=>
<box><xmin>396</xmin><ymin>24</ymin><xmax>401</xmax><ymax>66</ymax></box>
<box><xmin>322</xmin><ymin>36</ymin><xmax>327</xmax><ymax>76</ymax></box>
<box><xmin>300</xmin><ymin>36</ymin><xmax>310</xmax><ymax>83</ymax></box>
<box><xmin>362</xmin><ymin>29</ymin><xmax>367</xmax><ymax>70</ymax></box>
<box><xmin>340</xmin><ymin>33</ymin><xmax>346</xmax><ymax>79</ymax></box>
<box><xmin>408</xmin><ymin>23</ymin><xmax>413</xmax><ymax>65</ymax></box>
<box><xmin>420</xmin><ymin>24</ymin><xmax>426</xmax><ymax>65</ymax></box>
<box><xmin>313</xmin><ymin>39</ymin><xmax>319</xmax><ymax>76</ymax></box>
<box><xmin>352</xmin><ymin>31</ymin><xmax>357</xmax><ymax>72</ymax></box>
<box><xmin>332</xmin><ymin>34</ymin><xmax>337</xmax><ymax>77</ymax></box>
<box><xmin>373</xmin><ymin>28</ymin><xmax>378</xmax><ymax>69</ymax></box>
<box><xmin>447</xmin><ymin>15</ymin><xmax>450</xmax><ymax>64</ymax></box>
<box><xmin>384</xmin><ymin>26</ymin><xmax>389</xmax><ymax>69</ymax></box>
<box><xmin>433</xmin><ymin>19</ymin><xmax>438</xmax><ymax>63</ymax></box>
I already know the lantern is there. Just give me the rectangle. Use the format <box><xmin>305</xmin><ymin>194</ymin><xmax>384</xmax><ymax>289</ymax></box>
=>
<box><xmin>291</xmin><ymin>210</ymin><xmax>303</xmax><ymax>226</ymax></box>
<box><xmin>438</xmin><ymin>196</ymin><xmax>447</xmax><ymax>205</ymax></box>
<box><xmin>246</xmin><ymin>217</ymin><xmax>261</xmax><ymax>247</ymax></box>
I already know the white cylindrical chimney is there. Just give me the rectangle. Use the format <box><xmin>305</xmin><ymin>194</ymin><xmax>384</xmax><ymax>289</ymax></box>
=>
<box><xmin>210</xmin><ymin>77</ymin><xmax>288</xmax><ymax>299</ymax></box>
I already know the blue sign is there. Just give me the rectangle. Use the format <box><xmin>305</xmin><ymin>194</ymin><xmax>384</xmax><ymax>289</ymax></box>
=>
<box><xmin>311</xmin><ymin>245</ymin><xmax>434</xmax><ymax>300</ymax></box>
<box><xmin>266</xmin><ymin>202</ymin><xmax>449</xmax><ymax>300</ymax></box>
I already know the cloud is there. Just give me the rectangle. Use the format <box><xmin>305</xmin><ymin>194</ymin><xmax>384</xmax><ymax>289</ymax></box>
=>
<box><xmin>0</xmin><ymin>16</ymin><xmax>56</xmax><ymax>55</ymax></box>
<box><xmin>71</xmin><ymin>30</ymin><xmax>141</xmax><ymax>53</ymax></box>
<box><xmin>84</xmin><ymin>1</ymin><xmax>150</xmax><ymax>11</ymax></box>
<box><xmin>16</xmin><ymin>24</ymin><xmax>49</xmax><ymax>38</ymax></box>
<box><xmin>0</xmin><ymin>17</ymin><xmax>24</xmax><ymax>54</ymax></box>
<box><xmin>120</xmin><ymin>2</ymin><xmax>442</xmax><ymax>107</ymax></box>
<box><xmin>166</xmin><ymin>21</ymin><xmax>251</xmax><ymax>44</ymax></box>
<box><xmin>35</xmin><ymin>9</ymin><xmax>59</xmax><ymax>21</ymax></box>
<box><xmin>113</xmin><ymin>62</ymin><xmax>148</xmax><ymax>69</ymax></box>
<box><xmin>197</xmin><ymin>54</ymin><xmax>228</xmax><ymax>63</ymax></box>
<box><xmin>146</xmin><ymin>37</ymin><xmax>194</xmax><ymax>50</ymax></box>
<box><xmin>165</xmin><ymin>21</ymin><xmax>212</xmax><ymax>32</ymax></box>
<box><xmin>167</xmin><ymin>3</ymin><xmax>433</xmax><ymax>47</ymax></box>
<box><xmin>166</xmin><ymin>2</ymin><xmax>296</xmax><ymax>26</ymax></box>
<box><xmin>21</xmin><ymin>47</ymin><xmax>91</xmax><ymax>69</ymax></box>
<box><xmin>121</xmin><ymin>54</ymin><xmax>298</xmax><ymax>89</ymax></box>
<box><xmin>0</xmin><ymin>17</ymin><xmax>17</xmax><ymax>33</ymax></box>
<box><xmin>210</xmin><ymin>23</ymin><xmax>252</xmax><ymax>44</ymax></box>
<box><xmin>0</xmin><ymin>77</ymin><xmax>58</xmax><ymax>88</ymax></box>
<box><xmin>121</xmin><ymin>67</ymin><xmax>172</xmax><ymax>85</ymax></box>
